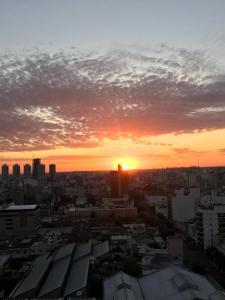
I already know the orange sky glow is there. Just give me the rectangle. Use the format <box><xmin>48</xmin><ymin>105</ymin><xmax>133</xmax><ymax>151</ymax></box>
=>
<box><xmin>2</xmin><ymin>128</ymin><xmax>225</xmax><ymax>172</ymax></box>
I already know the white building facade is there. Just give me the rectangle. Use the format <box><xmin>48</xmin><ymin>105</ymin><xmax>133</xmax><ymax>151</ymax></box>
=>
<box><xmin>196</xmin><ymin>205</ymin><xmax>225</xmax><ymax>249</ymax></box>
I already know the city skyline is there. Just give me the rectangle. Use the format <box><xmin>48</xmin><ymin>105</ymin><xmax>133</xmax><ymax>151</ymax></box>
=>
<box><xmin>1</xmin><ymin>159</ymin><xmax>56</xmax><ymax>176</ymax></box>
<box><xmin>1</xmin><ymin>1</ymin><xmax>225</xmax><ymax>171</ymax></box>
<box><xmin>2</xmin><ymin>3</ymin><xmax>225</xmax><ymax>298</ymax></box>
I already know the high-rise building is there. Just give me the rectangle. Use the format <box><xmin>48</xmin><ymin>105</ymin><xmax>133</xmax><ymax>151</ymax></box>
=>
<box><xmin>49</xmin><ymin>164</ymin><xmax>56</xmax><ymax>179</ymax></box>
<box><xmin>13</xmin><ymin>164</ymin><xmax>20</xmax><ymax>178</ymax></box>
<box><xmin>2</xmin><ymin>164</ymin><xmax>9</xmax><ymax>184</ymax></box>
<box><xmin>24</xmin><ymin>164</ymin><xmax>31</xmax><ymax>178</ymax></box>
<box><xmin>32</xmin><ymin>158</ymin><xmax>41</xmax><ymax>179</ymax></box>
<box><xmin>196</xmin><ymin>205</ymin><xmax>225</xmax><ymax>249</ymax></box>
<box><xmin>195</xmin><ymin>194</ymin><xmax>225</xmax><ymax>249</ymax></box>
<box><xmin>110</xmin><ymin>164</ymin><xmax>129</xmax><ymax>198</ymax></box>
<box><xmin>38</xmin><ymin>164</ymin><xmax>46</xmax><ymax>181</ymax></box>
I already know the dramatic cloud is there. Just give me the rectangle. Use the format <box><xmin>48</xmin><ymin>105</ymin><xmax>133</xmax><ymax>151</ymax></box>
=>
<box><xmin>1</xmin><ymin>45</ymin><xmax>225</xmax><ymax>151</ymax></box>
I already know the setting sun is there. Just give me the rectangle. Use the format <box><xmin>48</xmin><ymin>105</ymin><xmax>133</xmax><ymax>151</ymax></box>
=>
<box><xmin>112</xmin><ymin>157</ymin><xmax>139</xmax><ymax>170</ymax></box>
<box><xmin>122</xmin><ymin>163</ymin><xmax>129</xmax><ymax>170</ymax></box>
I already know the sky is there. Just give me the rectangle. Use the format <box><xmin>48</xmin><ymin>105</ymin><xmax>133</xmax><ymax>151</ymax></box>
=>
<box><xmin>1</xmin><ymin>0</ymin><xmax>225</xmax><ymax>171</ymax></box>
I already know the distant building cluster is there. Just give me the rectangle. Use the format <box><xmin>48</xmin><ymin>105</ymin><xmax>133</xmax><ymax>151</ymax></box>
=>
<box><xmin>1</xmin><ymin>158</ymin><xmax>56</xmax><ymax>184</ymax></box>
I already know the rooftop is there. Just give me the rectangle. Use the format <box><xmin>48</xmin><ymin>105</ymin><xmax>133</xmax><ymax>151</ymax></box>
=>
<box><xmin>73</xmin><ymin>240</ymin><xmax>92</xmax><ymax>261</ymax></box>
<box><xmin>0</xmin><ymin>204</ymin><xmax>39</xmax><ymax>212</ymax></box>
<box><xmin>11</xmin><ymin>254</ymin><xmax>52</xmax><ymax>298</ymax></box>
<box><xmin>63</xmin><ymin>256</ymin><xmax>90</xmax><ymax>297</ymax></box>
<box><xmin>92</xmin><ymin>241</ymin><xmax>109</xmax><ymax>258</ymax></box>
<box><xmin>0</xmin><ymin>255</ymin><xmax>10</xmax><ymax>268</ymax></box>
<box><xmin>10</xmin><ymin>242</ymin><xmax>92</xmax><ymax>298</ymax></box>
<box><xmin>53</xmin><ymin>242</ymin><xmax>75</xmax><ymax>262</ymax></box>
<box><xmin>104</xmin><ymin>272</ymin><xmax>144</xmax><ymax>300</ymax></box>
<box><xmin>38</xmin><ymin>256</ymin><xmax>71</xmax><ymax>297</ymax></box>
<box><xmin>139</xmin><ymin>266</ymin><xmax>223</xmax><ymax>300</ymax></box>
<box><xmin>104</xmin><ymin>266</ymin><xmax>225</xmax><ymax>300</ymax></box>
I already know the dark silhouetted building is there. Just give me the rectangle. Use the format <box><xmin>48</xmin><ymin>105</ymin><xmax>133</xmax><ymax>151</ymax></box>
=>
<box><xmin>38</xmin><ymin>164</ymin><xmax>46</xmax><ymax>181</ymax></box>
<box><xmin>13</xmin><ymin>164</ymin><xmax>20</xmax><ymax>178</ymax></box>
<box><xmin>32</xmin><ymin>158</ymin><xmax>41</xmax><ymax>179</ymax></box>
<box><xmin>110</xmin><ymin>164</ymin><xmax>129</xmax><ymax>198</ymax></box>
<box><xmin>24</xmin><ymin>164</ymin><xmax>31</xmax><ymax>178</ymax></box>
<box><xmin>49</xmin><ymin>164</ymin><xmax>56</xmax><ymax>179</ymax></box>
<box><xmin>2</xmin><ymin>164</ymin><xmax>9</xmax><ymax>184</ymax></box>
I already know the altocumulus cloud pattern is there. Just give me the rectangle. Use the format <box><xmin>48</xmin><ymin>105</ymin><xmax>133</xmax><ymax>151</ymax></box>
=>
<box><xmin>1</xmin><ymin>44</ymin><xmax>225</xmax><ymax>151</ymax></box>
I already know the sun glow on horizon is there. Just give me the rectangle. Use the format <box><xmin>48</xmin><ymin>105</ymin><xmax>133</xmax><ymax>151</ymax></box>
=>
<box><xmin>122</xmin><ymin>162</ymin><xmax>129</xmax><ymax>170</ymax></box>
<box><xmin>112</xmin><ymin>157</ymin><xmax>139</xmax><ymax>170</ymax></box>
